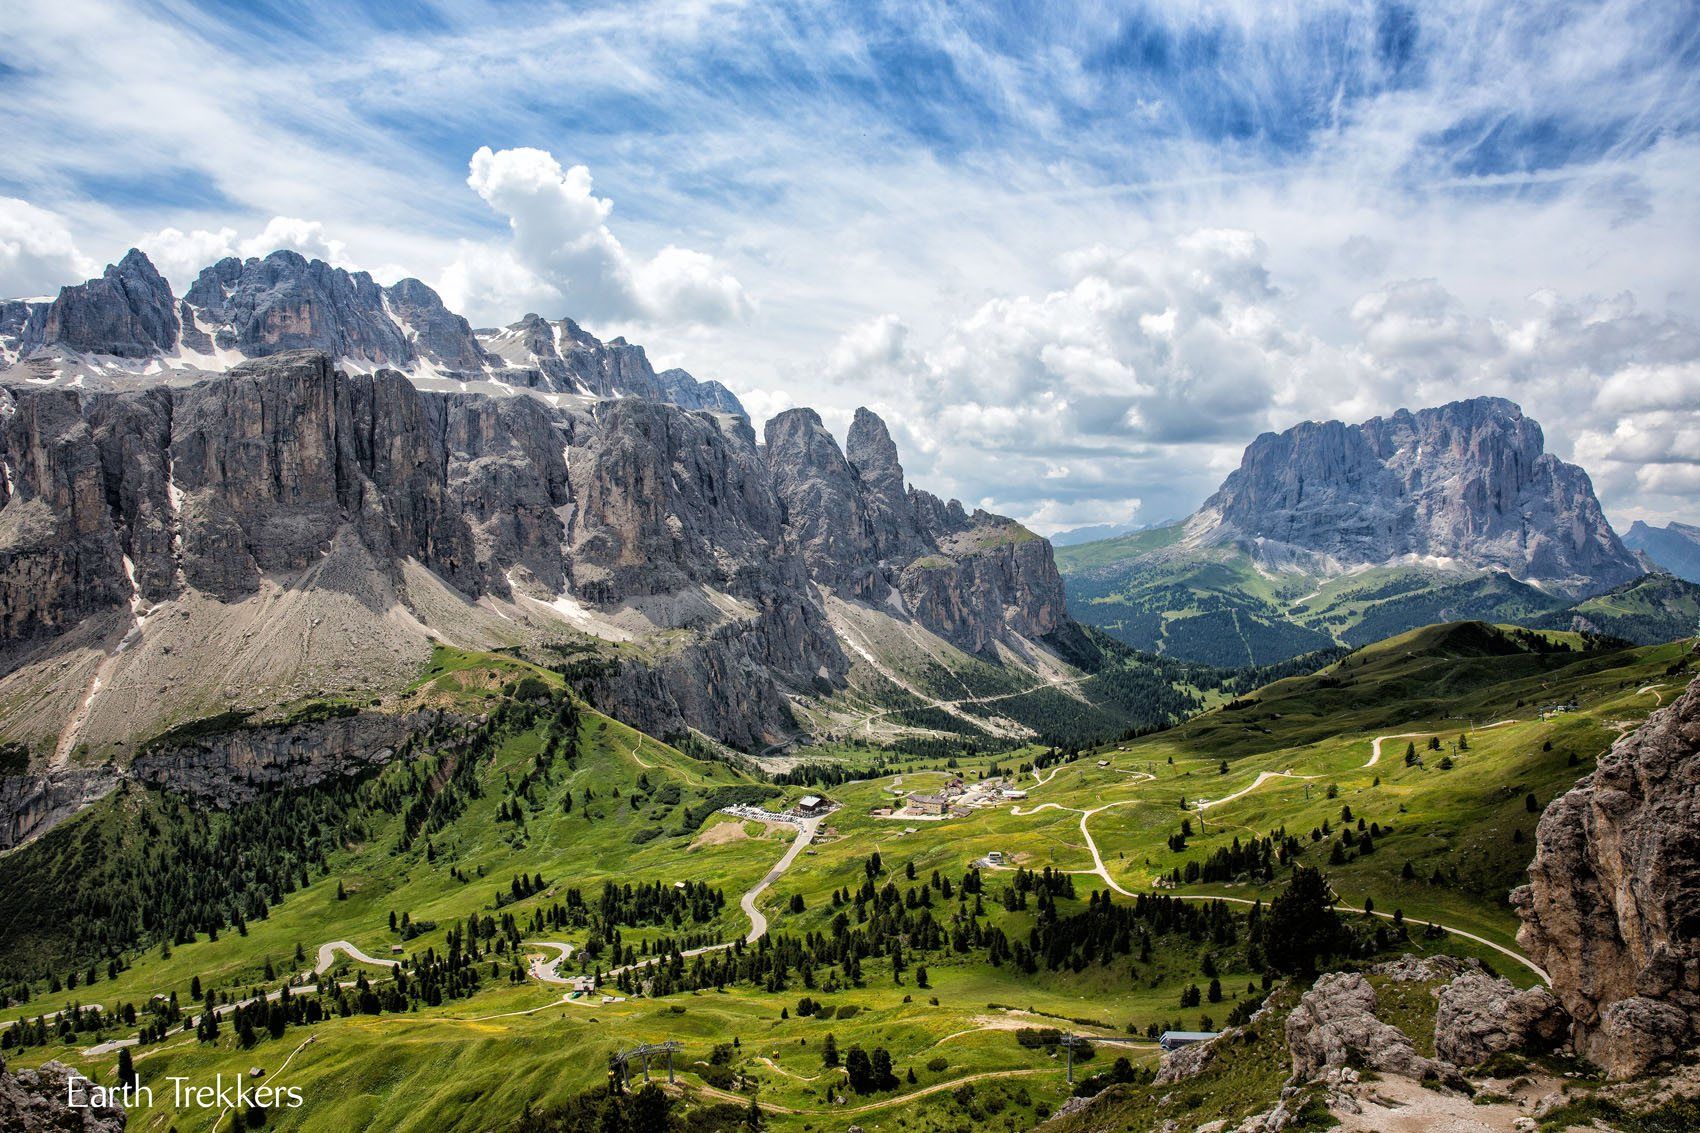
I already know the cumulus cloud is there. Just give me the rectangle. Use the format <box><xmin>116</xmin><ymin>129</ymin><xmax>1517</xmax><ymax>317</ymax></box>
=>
<box><xmin>137</xmin><ymin>216</ymin><xmax>353</xmax><ymax>290</ymax></box>
<box><xmin>825</xmin><ymin>314</ymin><xmax>918</xmax><ymax>384</ymax></box>
<box><xmin>0</xmin><ymin>198</ymin><xmax>95</xmax><ymax>298</ymax></box>
<box><xmin>819</xmin><ymin>230</ymin><xmax>1700</xmax><ymax>534</ymax></box>
<box><xmin>443</xmin><ymin>146</ymin><xmax>749</xmax><ymax>329</ymax></box>
<box><xmin>808</xmin><ymin>230</ymin><xmax>1335</xmax><ymax>530</ymax></box>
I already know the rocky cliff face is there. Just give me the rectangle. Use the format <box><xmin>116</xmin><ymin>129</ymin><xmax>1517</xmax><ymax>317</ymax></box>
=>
<box><xmin>1190</xmin><ymin>397</ymin><xmax>1639</xmax><ymax>595</ymax></box>
<box><xmin>0</xmin><ymin>386</ymin><xmax>133</xmax><ymax>644</ymax></box>
<box><xmin>765</xmin><ymin>406</ymin><xmax>1068</xmax><ymax>654</ymax></box>
<box><xmin>476</xmin><ymin>313</ymin><xmax>746</xmax><ymax>413</ymax></box>
<box><xmin>0</xmin><ymin>300</ymin><xmax>38</xmax><ymax>364</ymax></box>
<box><xmin>0</xmin><ymin>765</ymin><xmax>121</xmax><ymax>851</ymax></box>
<box><xmin>20</xmin><ymin>249</ymin><xmax>178</xmax><ymax>359</ymax></box>
<box><xmin>182</xmin><ymin>251</ymin><xmax>423</xmax><ymax>365</ymax></box>
<box><xmin>0</xmin><ymin>356</ymin><xmax>1076</xmax><ymax>767</ymax></box>
<box><xmin>129</xmin><ymin>710</ymin><xmax>454</xmax><ymax>805</ymax></box>
<box><xmin>6</xmin><ymin>249</ymin><xmax>745</xmax><ymax>416</ymax></box>
<box><xmin>1514</xmin><ymin>668</ymin><xmax>1700</xmax><ymax>1078</ymax></box>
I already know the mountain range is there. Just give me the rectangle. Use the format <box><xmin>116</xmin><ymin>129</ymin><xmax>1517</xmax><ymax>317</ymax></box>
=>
<box><xmin>5</xmin><ymin>250</ymin><xmax>1700</xmax><ymax>1133</ymax></box>
<box><xmin>4</xmin><ymin>248</ymin><xmax>1698</xmax><ymax>792</ymax></box>
<box><xmin>1623</xmin><ymin>520</ymin><xmax>1700</xmax><ymax>584</ymax></box>
<box><xmin>0</xmin><ymin>349</ymin><xmax>1104</xmax><ymax>779</ymax></box>
<box><xmin>0</xmin><ymin>248</ymin><xmax>744</xmax><ymax>414</ymax></box>
<box><xmin>1059</xmin><ymin>398</ymin><xmax>1699</xmax><ymax>665</ymax></box>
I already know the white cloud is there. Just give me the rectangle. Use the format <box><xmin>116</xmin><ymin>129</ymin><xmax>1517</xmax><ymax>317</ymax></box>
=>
<box><xmin>0</xmin><ymin>198</ymin><xmax>95</xmax><ymax>298</ymax></box>
<box><xmin>137</xmin><ymin>216</ymin><xmax>353</xmax><ymax>291</ymax></box>
<box><xmin>447</xmin><ymin>146</ymin><xmax>749</xmax><ymax>329</ymax></box>
<box><xmin>244</xmin><ymin>217</ymin><xmax>349</xmax><ymax>266</ymax></box>
<box><xmin>814</xmin><ymin>229</ymin><xmax>1700</xmax><ymax>534</ymax></box>
<box><xmin>135</xmin><ymin>225</ymin><xmax>239</xmax><ymax>289</ymax></box>
<box><xmin>4</xmin><ymin>1</ymin><xmax>1699</xmax><ymax>532</ymax></box>
<box><xmin>825</xmin><ymin>314</ymin><xmax>917</xmax><ymax>384</ymax></box>
<box><xmin>634</xmin><ymin>245</ymin><xmax>750</xmax><ymax>326</ymax></box>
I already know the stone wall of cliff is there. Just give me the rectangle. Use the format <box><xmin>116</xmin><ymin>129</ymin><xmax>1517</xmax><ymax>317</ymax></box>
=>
<box><xmin>1196</xmin><ymin>397</ymin><xmax>1640</xmax><ymax>593</ymax></box>
<box><xmin>0</xmin><ymin>356</ymin><xmax>1077</xmax><ymax>766</ymax></box>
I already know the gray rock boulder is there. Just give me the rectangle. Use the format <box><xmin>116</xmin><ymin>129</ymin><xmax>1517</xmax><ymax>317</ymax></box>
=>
<box><xmin>1284</xmin><ymin>972</ymin><xmax>1455</xmax><ymax>1084</ymax></box>
<box><xmin>1596</xmin><ymin>997</ymin><xmax>1690</xmax><ymax>1080</ymax></box>
<box><xmin>1433</xmin><ymin>969</ymin><xmax>1569</xmax><ymax>1067</ymax></box>
<box><xmin>1514</xmin><ymin>671</ymin><xmax>1700</xmax><ymax>1078</ymax></box>
<box><xmin>0</xmin><ymin>1057</ymin><xmax>126</xmax><ymax>1131</ymax></box>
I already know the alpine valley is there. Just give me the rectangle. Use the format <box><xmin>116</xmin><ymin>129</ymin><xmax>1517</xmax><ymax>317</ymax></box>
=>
<box><xmin>4</xmin><ymin>249</ymin><xmax>1700</xmax><ymax>1133</ymax></box>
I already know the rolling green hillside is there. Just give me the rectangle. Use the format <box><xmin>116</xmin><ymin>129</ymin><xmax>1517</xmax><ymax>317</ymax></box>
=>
<box><xmin>1527</xmin><ymin>572</ymin><xmax>1700</xmax><ymax>643</ymax></box>
<box><xmin>1059</xmin><ymin>529</ymin><xmax>1699</xmax><ymax>665</ymax></box>
<box><xmin>0</xmin><ymin>628</ymin><xmax>1690</xmax><ymax>1133</ymax></box>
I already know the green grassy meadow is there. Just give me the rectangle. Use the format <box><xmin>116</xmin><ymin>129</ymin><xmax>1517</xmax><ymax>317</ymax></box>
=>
<box><xmin>1</xmin><ymin>625</ymin><xmax>1691</xmax><ymax>1132</ymax></box>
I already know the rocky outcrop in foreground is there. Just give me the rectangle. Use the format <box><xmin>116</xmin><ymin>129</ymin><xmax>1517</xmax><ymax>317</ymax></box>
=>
<box><xmin>1283</xmin><ymin>968</ymin><xmax>1459</xmax><ymax>1085</ymax></box>
<box><xmin>1515</xmin><ymin>669</ymin><xmax>1700</xmax><ymax>1078</ymax></box>
<box><xmin>1433</xmin><ymin>968</ymin><xmax>1568</xmax><ymax>1068</ymax></box>
<box><xmin>1150</xmin><ymin>956</ymin><xmax>1553</xmax><ymax>1133</ymax></box>
<box><xmin>0</xmin><ymin>1056</ymin><xmax>125</xmax><ymax>1131</ymax></box>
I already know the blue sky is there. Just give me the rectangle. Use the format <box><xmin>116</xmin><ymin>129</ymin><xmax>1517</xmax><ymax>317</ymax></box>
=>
<box><xmin>3</xmin><ymin>0</ymin><xmax>1699</xmax><ymax>531</ymax></box>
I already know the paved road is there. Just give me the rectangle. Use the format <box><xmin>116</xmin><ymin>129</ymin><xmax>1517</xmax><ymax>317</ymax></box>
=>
<box><xmin>315</xmin><ymin>940</ymin><xmax>399</xmax><ymax>974</ymax></box>
<box><xmin>82</xmin><ymin>942</ymin><xmax>401</xmax><ymax>1057</ymax></box>
<box><xmin>739</xmin><ymin>816</ymin><xmax>821</xmax><ymax>942</ymax></box>
<box><xmin>1198</xmin><ymin>769</ymin><xmax>1316</xmax><ymax>808</ymax></box>
<box><xmin>999</xmin><ymin>762</ymin><xmax>1550</xmax><ymax>985</ymax></box>
<box><xmin>526</xmin><ymin>941</ymin><xmax>575</xmax><ymax>984</ymax></box>
<box><xmin>554</xmin><ymin>814</ymin><xmax>824</xmax><ymax>993</ymax></box>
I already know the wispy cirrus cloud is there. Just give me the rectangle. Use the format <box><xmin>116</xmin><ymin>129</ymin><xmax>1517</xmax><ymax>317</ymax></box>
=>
<box><xmin>0</xmin><ymin>0</ymin><xmax>1697</xmax><ymax>529</ymax></box>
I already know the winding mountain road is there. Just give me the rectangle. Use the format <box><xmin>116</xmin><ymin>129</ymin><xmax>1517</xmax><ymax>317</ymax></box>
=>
<box><xmin>1067</xmin><ymin>791</ymin><xmax>1551</xmax><ymax>985</ymax></box>
<box><xmin>526</xmin><ymin>941</ymin><xmax>576</xmax><ymax>984</ymax></box>
<box><xmin>738</xmin><ymin>816</ymin><xmax>821</xmax><ymax>943</ymax></box>
<box><xmin>996</xmin><ymin>752</ymin><xmax>1549</xmax><ymax>984</ymax></box>
<box><xmin>1198</xmin><ymin>770</ymin><xmax>1317</xmax><ymax>808</ymax></box>
<box><xmin>315</xmin><ymin>940</ymin><xmax>400</xmax><ymax>974</ymax></box>
<box><xmin>525</xmin><ymin>813</ymin><xmax>824</xmax><ymax>994</ymax></box>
